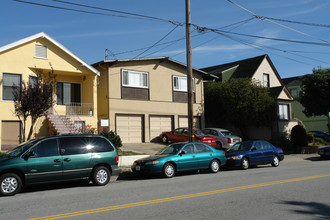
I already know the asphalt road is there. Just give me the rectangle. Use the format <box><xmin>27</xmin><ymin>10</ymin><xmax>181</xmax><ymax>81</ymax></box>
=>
<box><xmin>1</xmin><ymin>157</ymin><xmax>329</xmax><ymax>220</ymax></box>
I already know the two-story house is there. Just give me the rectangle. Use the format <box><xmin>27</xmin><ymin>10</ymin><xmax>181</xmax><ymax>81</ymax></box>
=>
<box><xmin>0</xmin><ymin>32</ymin><xmax>99</xmax><ymax>151</ymax></box>
<box><xmin>93</xmin><ymin>57</ymin><xmax>213</xmax><ymax>143</ymax></box>
<box><xmin>283</xmin><ymin>76</ymin><xmax>329</xmax><ymax>132</ymax></box>
<box><xmin>202</xmin><ymin>54</ymin><xmax>298</xmax><ymax>141</ymax></box>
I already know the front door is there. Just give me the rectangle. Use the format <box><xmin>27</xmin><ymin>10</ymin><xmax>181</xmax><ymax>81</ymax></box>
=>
<box><xmin>25</xmin><ymin>138</ymin><xmax>63</xmax><ymax>184</ymax></box>
<box><xmin>176</xmin><ymin>144</ymin><xmax>198</xmax><ymax>171</ymax></box>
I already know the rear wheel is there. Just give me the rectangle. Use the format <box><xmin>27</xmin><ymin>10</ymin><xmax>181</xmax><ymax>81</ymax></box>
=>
<box><xmin>163</xmin><ymin>163</ymin><xmax>175</xmax><ymax>178</ymax></box>
<box><xmin>241</xmin><ymin>157</ymin><xmax>249</xmax><ymax>170</ymax></box>
<box><xmin>92</xmin><ymin>166</ymin><xmax>110</xmax><ymax>186</ymax></box>
<box><xmin>209</xmin><ymin>160</ymin><xmax>220</xmax><ymax>173</ymax></box>
<box><xmin>271</xmin><ymin>156</ymin><xmax>280</xmax><ymax>167</ymax></box>
<box><xmin>162</xmin><ymin>135</ymin><xmax>168</xmax><ymax>143</ymax></box>
<box><xmin>0</xmin><ymin>173</ymin><xmax>22</xmax><ymax>196</ymax></box>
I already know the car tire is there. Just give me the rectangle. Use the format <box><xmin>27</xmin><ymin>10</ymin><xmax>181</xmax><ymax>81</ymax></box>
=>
<box><xmin>163</xmin><ymin>163</ymin><xmax>175</xmax><ymax>178</ymax></box>
<box><xmin>162</xmin><ymin>135</ymin><xmax>168</xmax><ymax>143</ymax></box>
<box><xmin>271</xmin><ymin>156</ymin><xmax>280</xmax><ymax>167</ymax></box>
<box><xmin>0</xmin><ymin>173</ymin><xmax>22</xmax><ymax>196</ymax></box>
<box><xmin>92</xmin><ymin>166</ymin><xmax>111</xmax><ymax>186</ymax></box>
<box><xmin>209</xmin><ymin>159</ymin><xmax>220</xmax><ymax>173</ymax></box>
<box><xmin>241</xmin><ymin>157</ymin><xmax>249</xmax><ymax>170</ymax></box>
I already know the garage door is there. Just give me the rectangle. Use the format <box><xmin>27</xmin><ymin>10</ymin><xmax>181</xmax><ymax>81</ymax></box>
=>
<box><xmin>1</xmin><ymin>121</ymin><xmax>21</xmax><ymax>151</ymax></box>
<box><xmin>179</xmin><ymin>116</ymin><xmax>201</xmax><ymax>128</ymax></box>
<box><xmin>150</xmin><ymin>116</ymin><xmax>173</xmax><ymax>141</ymax></box>
<box><xmin>116</xmin><ymin>115</ymin><xmax>143</xmax><ymax>143</ymax></box>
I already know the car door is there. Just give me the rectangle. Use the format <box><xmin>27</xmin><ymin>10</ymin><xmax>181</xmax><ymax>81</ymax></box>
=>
<box><xmin>59</xmin><ymin>137</ymin><xmax>92</xmax><ymax>180</ymax></box>
<box><xmin>248</xmin><ymin>142</ymin><xmax>264</xmax><ymax>165</ymax></box>
<box><xmin>261</xmin><ymin>141</ymin><xmax>276</xmax><ymax>163</ymax></box>
<box><xmin>176</xmin><ymin>143</ymin><xmax>198</xmax><ymax>171</ymax></box>
<box><xmin>194</xmin><ymin>143</ymin><xmax>214</xmax><ymax>169</ymax></box>
<box><xmin>25</xmin><ymin>138</ymin><xmax>63</xmax><ymax>184</ymax></box>
<box><xmin>171</xmin><ymin>128</ymin><xmax>184</xmax><ymax>142</ymax></box>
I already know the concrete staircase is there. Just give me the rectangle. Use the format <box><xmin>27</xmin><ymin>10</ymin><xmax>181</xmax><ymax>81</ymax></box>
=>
<box><xmin>47</xmin><ymin>114</ymin><xmax>80</xmax><ymax>135</ymax></box>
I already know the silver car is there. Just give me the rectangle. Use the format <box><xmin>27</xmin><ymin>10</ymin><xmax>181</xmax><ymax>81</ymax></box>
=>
<box><xmin>203</xmin><ymin>128</ymin><xmax>241</xmax><ymax>150</ymax></box>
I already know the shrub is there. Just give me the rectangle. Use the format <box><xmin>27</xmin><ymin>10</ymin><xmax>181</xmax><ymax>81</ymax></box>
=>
<box><xmin>100</xmin><ymin>130</ymin><xmax>122</xmax><ymax>150</ymax></box>
<box><xmin>290</xmin><ymin>125</ymin><xmax>308</xmax><ymax>153</ymax></box>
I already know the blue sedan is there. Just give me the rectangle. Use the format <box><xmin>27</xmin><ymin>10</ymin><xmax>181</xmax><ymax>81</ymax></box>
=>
<box><xmin>131</xmin><ymin>142</ymin><xmax>227</xmax><ymax>178</ymax></box>
<box><xmin>225</xmin><ymin>140</ymin><xmax>284</xmax><ymax>170</ymax></box>
<box><xmin>318</xmin><ymin>146</ymin><xmax>330</xmax><ymax>159</ymax></box>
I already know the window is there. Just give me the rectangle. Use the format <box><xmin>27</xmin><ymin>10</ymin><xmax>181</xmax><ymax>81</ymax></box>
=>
<box><xmin>90</xmin><ymin>137</ymin><xmax>114</xmax><ymax>152</ymax></box>
<box><xmin>122</xmin><ymin>70</ymin><xmax>148</xmax><ymax>88</ymax></box>
<box><xmin>289</xmin><ymin>88</ymin><xmax>299</xmax><ymax>99</ymax></box>
<box><xmin>29</xmin><ymin>76</ymin><xmax>38</xmax><ymax>88</ymax></box>
<box><xmin>173</xmin><ymin>76</ymin><xmax>187</xmax><ymax>92</ymax></box>
<box><xmin>278</xmin><ymin>104</ymin><xmax>289</xmax><ymax>120</ymax></box>
<box><xmin>195</xmin><ymin>143</ymin><xmax>212</xmax><ymax>153</ymax></box>
<box><xmin>2</xmin><ymin>73</ymin><xmax>21</xmax><ymax>101</ymax></box>
<box><xmin>59</xmin><ymin>137</ymin><xmax>92</xmax><ymax>155</ymax></box>
<box><xmin>263</xmin><ymin>74</ymin><xmax>270</xmax><ymax>87</ymax></box>
<box><xmin>182</xmin><ymin>144</ymin><xmax>194</xmax><ymax>154</ymax></box>
<box><xmin>56</xmin><ymin>82</ymin><xmax>81</xmax><ymax>105</ymax></box>
<box><xmin>35</xmin><ymin>45</ymin><xmax>47</xmax><ymax>59</ymax></box>
<box><xmin>31</xmin><ymin>139</ymin><xmax>59</xmax><ymax>157</ymax></box>
<box><xmin>74</xmin><ymin>121</ymin><xmax>86</xmax><ymax>133</ymax></box>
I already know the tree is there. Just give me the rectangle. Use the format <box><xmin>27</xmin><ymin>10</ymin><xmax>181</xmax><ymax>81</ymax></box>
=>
<box><xmin>204</xmin><ymin>78</ymin><xmax>276</xmax><ymax>139</ymax></box>
<box><xmin>300</xmin><ymin>67</ymin><xmax>330</xmax><ymax>131</ymax></box>
<box><xmin>13</xmin><ymin>71</ymin><xmax>54</xmax><ymax>141</ymax></box>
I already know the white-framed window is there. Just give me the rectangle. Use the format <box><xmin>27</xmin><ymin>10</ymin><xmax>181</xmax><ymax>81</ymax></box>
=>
<box><xmin>173</xmin><ymin>76</ymin><xmax>195</xmax><ymax>92</ymax></box>
<box><xmin>278</xmin><ymin>104</ymin><xmax>289</xmax><ymax>120</ymax></box>
<box><xmin>35</xmin><ymin>45</ymin><xmax>47</xmax><ymax>59</ymax></box>
<box><xmin>2</xmin><ymin>73</ymin><xmax>21</xmax><ymax>101</ymax></box>
<box><xmin>263</xmin><ymin>73</ymin><xmax>270</xmax><ymax>87</ymax></box>
<box><xmin>122</xmin><ymin>70</ymin><xmax>148</xmax><ymax>88</ymax></box>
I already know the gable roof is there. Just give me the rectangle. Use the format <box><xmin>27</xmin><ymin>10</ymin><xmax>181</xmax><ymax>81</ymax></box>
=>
<box><xmin>93</xmin><ymin>57</ymin><xmax>218</xmax><ymax>80</ymax></box>
<box><xmin>270</xmin><ymin>86</ymin><xmax>293</xmax><ymax>100</ymax></box>
<box><xmin>201</xmin><ymin>54</ymin><xmax>284</xmax><ymax>85</ymax></box>
<box><xmin>0</xmin><ymin>32</ymin><xmax>99</xmax><ymax>76</ymax></box>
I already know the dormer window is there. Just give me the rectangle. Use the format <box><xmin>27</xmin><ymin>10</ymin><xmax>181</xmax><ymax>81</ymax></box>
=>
<box><xmin>35</xmin><ymin>45</ymin><xmax>47</xmax><ymax>59</ymax></box>
<box><xmin>263</xmin><ymin>73</ymin><xmax>270</xmax><ymax>87</ymax></box>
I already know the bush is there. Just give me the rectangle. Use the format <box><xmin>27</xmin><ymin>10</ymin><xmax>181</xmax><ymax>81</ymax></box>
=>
<box><xmin>290</xmin><ymin>125</ymin><xmax>308</xmax><ymax>153</ymax></box>
<box><xmin>100</xmin><ymin>130</ymin><xmax>122</xmax><ymax>150</ymax></box>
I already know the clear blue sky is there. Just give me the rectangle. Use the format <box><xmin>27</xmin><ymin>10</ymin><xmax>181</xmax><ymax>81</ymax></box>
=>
<box><xmin>1</xmin><ymin>0</ymin><xmax>330</xmax><ymax>78</ymax></box>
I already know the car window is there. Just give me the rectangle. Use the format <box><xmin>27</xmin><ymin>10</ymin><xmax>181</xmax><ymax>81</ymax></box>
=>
<box><xmin>31</xmin><ymin>139</ymin><xmax>59</xmax><ymax>157</ymax></box>
<box><xmin>59</xmin><ymin>137</ymin><xmax>93</xmax><ymax>155</ymax></box>
<box><xmin>182</xmin><ymin>144</ymin><xmax>194</xmax><ymax>154</ymax></box>
<box><xmin>203</xmin><ymin>129</ymin><xmax>210</xmax><ymax>134</ymax></box>
<box><xmin>221</xmin><ymin>131</ymin><xmax>232</xmax><ymax>137</ymax></box>
<box><xmin>254</xmin><ymin>142</ymin><xmax>263</xmax><ymax>150</ymax></box>
<box><xmin>195</xmin><ymin>143</ymin><xmax>212</xmax><ymax>153</ymax></box>
<box><xmin>90</xmin><ymin>137</ymin><xmax>114</xmax><ymax>152</ymax></box>
<box><xmin>194</xmin><ymin>130</ymin><xmax>206</xmax><ymax>136</ymax></box>
<box><xmin>228</xmin><ymin>141</ymin><xmax>253</xmax><ymax>152</ymax></box>
<box><xmin>157</xmin><ymin>143</ymin><xmax>183</xmax><ymax>155</ymax></box>
<box><xmin>262</xmin><ymin>141</ymin><xmax>273</xmax><ymax>150</ymax></box>
<box><xmin>174</xmin><ymin>128</ymin><xmax>184</xmax><ymax>134</ymax></box>
<box><xmin>183</xmin><ymin>129</ymin><xmax>188</xmax><ymax>135</ymax></box>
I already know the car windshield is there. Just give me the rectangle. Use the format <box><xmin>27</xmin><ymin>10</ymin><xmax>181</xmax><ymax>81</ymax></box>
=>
<box><xmin>194</xmin><ymin>130</ymin><xmax>206</xmax><ymax>137</ymax></box>
<box><xmin>3</xmin><ymin>139</ymin><xmax>37</xmax><ymax>157</ymax></box>
<box><xmin>156</xmin><ymin>143</ymin><xmax>184</xmax><ymax>155</ymax></box>
<box><xmin>221</xmin><ymin>131</ymin><xmax>234</xmax><ymax>137</ymax></box>
<box><xmin>227</xmin><ymin>141</ymin><xmax>253</xmax><ymax>153</ymax></box>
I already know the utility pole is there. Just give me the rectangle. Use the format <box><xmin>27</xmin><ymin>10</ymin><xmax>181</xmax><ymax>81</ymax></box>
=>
<box><xmin>185</xmin><ymin>0</ymin><xmax>194</xmax><ymax>142</ymax></box>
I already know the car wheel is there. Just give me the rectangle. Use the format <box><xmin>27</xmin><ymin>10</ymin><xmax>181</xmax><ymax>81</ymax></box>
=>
<box><xmin>0</xmin><ymin>173</ymin><xmax>22</xmax><ymax>196</ymax></box>
<box><xmin>92</xmin><ymin>166</ymin><xmax>110</xmax><ymax>186</ymax></box>
<box><xmin>163</xmin><ymin>163</ymin><xmax>175</xmax><ymax>178</ymax></box>
<box><xmin>209</xmin><ymin>159</ymin><xmax>220</xmax><ymax>173</ymax></box>
<box><xmin>162</xmin><ymin>135</ymin><xmax>168</xmax><ymax>143</ymax></box>
<box><xmin>271</xmin><ymin>156</ymin><xmax>280</xmax><ymax>167</ymax></box>
<box><xmin>241</xmin><ymin>157</ymin><xmax>249</xmax><ymax>170</ymax></box>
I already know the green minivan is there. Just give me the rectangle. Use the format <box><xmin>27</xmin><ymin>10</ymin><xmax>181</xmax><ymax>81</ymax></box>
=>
<box><xmin>0</xmin><ymin>134</ymin><xmax>120</xmax><ymax>196</ymax></box>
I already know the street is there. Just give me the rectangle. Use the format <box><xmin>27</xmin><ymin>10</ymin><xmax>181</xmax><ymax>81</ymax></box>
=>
<box><xmin>0</xmin><ymin>156</ymin><xmax>329</xmax><ymax>220</ymax></box>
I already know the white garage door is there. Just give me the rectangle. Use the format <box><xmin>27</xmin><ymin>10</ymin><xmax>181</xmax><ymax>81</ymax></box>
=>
<box><xmin>116</xmin><ymin>115</ymin><xmax>143</xmax><ymax>143</ymax></box>
<box><xmin>150</xmin><ymin>116</ymin><xmax>173</xmax><ymax>141</ymax></box>
<box><xmin>179</xmin><ymin>116</ymin><xmax>201</xmax><ymax>128</ymax></box>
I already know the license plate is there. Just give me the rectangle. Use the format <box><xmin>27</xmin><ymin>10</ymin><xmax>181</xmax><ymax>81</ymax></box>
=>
<box><xmin>136</xmin><ymin>165</ymin><xmax>141</xmax><ymax>171</ymax></box>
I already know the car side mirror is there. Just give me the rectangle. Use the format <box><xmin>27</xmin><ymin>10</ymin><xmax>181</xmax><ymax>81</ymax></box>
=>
<box><xmin>251</xmin><ymin>147</ymin><xmax>257</xmax><ymax>151</ymax></box>
<box><xmin>24</xmin><ymin>151</ymin><xmax>35</xmax><ymax>160</ymax></box>
<box><xmin>179</xmin><ymin>151</ymin><xmax>186</xmax><ymax>156</ymax></box>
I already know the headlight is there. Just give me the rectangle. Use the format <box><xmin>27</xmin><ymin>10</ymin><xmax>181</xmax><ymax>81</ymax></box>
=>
<box><xmin>145</xmin><ymin>161</ymin><xmax>160</xmax><ymax>165</ymax></box>
<box><xmin>231</xmin><ymin>155</ymin><xmax>242</xmax><ymax>160</ymax></box>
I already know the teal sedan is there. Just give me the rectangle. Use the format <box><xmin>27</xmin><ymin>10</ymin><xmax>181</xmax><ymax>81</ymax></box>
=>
<box><xmin>131</xmin><ymin>142</ymin><xmax>227</xmax><ymax>178</ymax></box>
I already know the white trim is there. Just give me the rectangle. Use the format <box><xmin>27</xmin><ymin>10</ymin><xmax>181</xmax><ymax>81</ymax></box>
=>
<box><xmin>122</xmin><ymin>69</ymin><xmax>149</xmax><ymax>89</ymax></box>
<box><xmin>0</xmin><ymin>32</ymin><xmax>99</xmax><ymax>76</ymax></box>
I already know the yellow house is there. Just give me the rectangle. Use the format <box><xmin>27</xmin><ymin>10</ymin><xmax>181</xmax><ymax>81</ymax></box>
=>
<box><xmin>0</xmin><ymin>32</ymin><xmax>99</xmax><ymax>151</ymax></box>
<box><xmin>93</xmin><ymin>58</ymin><xmax>214</xmax><ymax>143</ymax></box>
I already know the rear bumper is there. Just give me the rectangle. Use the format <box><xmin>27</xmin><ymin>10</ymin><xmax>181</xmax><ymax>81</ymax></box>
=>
<box><xmin>111</xmin><ymin>165</ymin><xmax>121</xmax><ymax>176</ymax></box>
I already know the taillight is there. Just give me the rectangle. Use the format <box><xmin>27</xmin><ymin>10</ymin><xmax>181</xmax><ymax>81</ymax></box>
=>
<box><xmin>115</xmin><ymin>155</ymin><xmax>119</xmax><ymax>164</ymax></box>
<box><xmin>227</xmin><ymin>138</ymin><xmax>231</xmax><ymax>144</ymax></box>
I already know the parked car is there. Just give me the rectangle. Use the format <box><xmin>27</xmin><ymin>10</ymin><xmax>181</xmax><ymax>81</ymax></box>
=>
<box><xmin>202</xmin><ymin>128</ymin><xmax>241</xmax><ymax>150</ymax></box>
<box><xmin>160</xmin><ymin>128</ymin><xmax>217</xmax><ymax>148</ymax></box>
<box><xmin>318</xmin><ymin>146</ymin><xmax>330</xmax><ymax>159</ymax></box>
<box><xmin>225</xmin><ymin>140</ymin><xmax>284</xmax><ymax>170</ymax></box>
<box><xmin>310</xmin><ymin>131</ymin><xmax>330</xmax><ymax>142</ymax></box>
<box><xmin>131</xmin><ymin>142</ymin><xmax>227</xmax><ymax>178</ymax></box>
<box><xmin>0</xmin><ymin>134</ymin><xmax>120</xmax><ymax>196</ymax></box>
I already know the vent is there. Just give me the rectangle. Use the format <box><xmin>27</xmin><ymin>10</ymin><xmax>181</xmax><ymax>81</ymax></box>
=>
<box><xmin>35</xmin><ymin>45</ymin><xmax>47</xmax><ymax>59</ymax></box>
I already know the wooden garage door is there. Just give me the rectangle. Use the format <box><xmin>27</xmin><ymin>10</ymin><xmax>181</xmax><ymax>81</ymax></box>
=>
<box><xmin>150</xmin><ymin>116</ymin><xmax>173</xmax><ymax>141</ymax></box>
<box><xmin>1</xmin><ymin>121</ymin><xmax>21</xmax><ymax>151</ymax></box>
<box><xmin>179</xmin><ymin>116</ymin><xmax>201</xmax><ymax>128</ymax></box>
<box><xmin>116</xmin><ymin>115</ymin><xmax>143</xmax><ymax>143</ymax></box>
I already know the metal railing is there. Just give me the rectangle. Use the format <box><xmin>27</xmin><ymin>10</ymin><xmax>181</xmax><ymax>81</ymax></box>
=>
<box><xmin>65</xmin><ymin>102</ymin><xmax>93</xmax><ymax>116</ymax></box>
